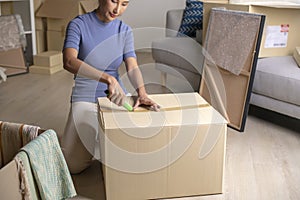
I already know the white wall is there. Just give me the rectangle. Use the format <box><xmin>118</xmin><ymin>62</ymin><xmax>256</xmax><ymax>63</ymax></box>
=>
<box><xmin>119</xmin><ymin>0</ymin><xmax>186</xmax><ymax>50</ymax></box>
<box><xmin>229</xmin><ymin>0</ymin><xmax>300</xmax><ymax>4</ymax></box>
<box><xmin>120</xmin><ymin>0</ymin><xmax>186</xmax><ymax>28</ymax></box>
<box><xmin>121</xmin><ymin>0</ymin><xmax>300</xmax><ymax>29</ymax></box>
<box><xmin>120</xmin><ymin>0</ymin><xmax>300</xmax><ymax>50</ymax></box>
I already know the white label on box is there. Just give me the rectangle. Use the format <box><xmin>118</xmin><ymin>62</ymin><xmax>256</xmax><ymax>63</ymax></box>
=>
<box><xmin>264</xmin><ymin>25</ymin><xmax>289</xmax><ymax>48</ymax></box>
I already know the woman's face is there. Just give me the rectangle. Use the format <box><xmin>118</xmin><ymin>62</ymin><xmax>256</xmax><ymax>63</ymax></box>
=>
<box><xmin>98</xmin><ymin>0</ymin><xmax>129</xmax><ymax>23</ymax></box>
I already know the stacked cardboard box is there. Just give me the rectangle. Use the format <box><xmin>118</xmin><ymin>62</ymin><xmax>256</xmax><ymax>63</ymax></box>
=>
<box><xmin>0</xmin><ymin>2</ymin><xmax>12</xmax><ymax>15</ymax></box>
<box><xmin>29</xmin><ymin>51</ymin><xmax>63</xmax><ymax>74</ymax></box>
<box><xmin>35</xmin><ymin>16</ymin><xmax>47</xmax><ymax>53</ymax></box>
<box><xmin>36</xmin><ymin>0</ymin><xmax>98</xmax><ymax>51</ymax></box>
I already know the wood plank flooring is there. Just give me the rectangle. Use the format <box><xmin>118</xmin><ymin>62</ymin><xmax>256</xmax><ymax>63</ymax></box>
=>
<box><xmin>0</xmin><ymin>52</ymin><xmax>299</xmax><ymax>200</ymax></box>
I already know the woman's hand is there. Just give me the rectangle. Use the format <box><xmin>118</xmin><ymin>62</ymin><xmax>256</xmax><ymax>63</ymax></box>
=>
<box><xmin>133</xmin><ymin>95</ymin><xmax>160</xmax><ymax>111</ymax></box>
<box><xmin>107</xmin><ymin>77</ymin><xmax>126</xmax><ymax>106</ymax></box>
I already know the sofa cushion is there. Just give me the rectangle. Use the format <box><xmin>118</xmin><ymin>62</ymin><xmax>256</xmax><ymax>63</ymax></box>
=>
<box><xmin>293</xmin><ymin>47</ymin><xmax>300</xmax><ymax>67</ymax></box>
<box><xmin>177</xmin><ymin>0</ymin><xmax>203</xmax><ymax>37</ymax></box>
<box><xmin>152</xmin><ymin>37</ymin><xmax>204</xmax><ymax>75</ymax></box>
<box><xmin>252</xmin><ymin>56</ymin><xmax>300</xmax><ymax>106</ymax></box>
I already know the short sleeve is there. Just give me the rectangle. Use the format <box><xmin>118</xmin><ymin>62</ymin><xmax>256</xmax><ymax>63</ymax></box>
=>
<box><xmin>123</xmin><ymin>27</ymin><xmax>136</xmax><ymax>60</ymax></box>
<box><xmin>63</xmin><ymin>19</ymin><xmax>81</xmax><ymax>51</ymax></box>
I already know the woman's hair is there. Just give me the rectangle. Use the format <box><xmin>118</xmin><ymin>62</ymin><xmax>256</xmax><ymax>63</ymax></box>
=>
<box><xmin>98</xmin><ymin>0</ymin><xmax>107</xmax><ymax>7</ymax></box>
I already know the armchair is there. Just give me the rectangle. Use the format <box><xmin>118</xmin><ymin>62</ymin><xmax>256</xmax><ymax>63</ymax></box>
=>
<box><xmin>151</xmin><ymin>9</ymin><xmax>204</xmax><ymax>91</ymax></box>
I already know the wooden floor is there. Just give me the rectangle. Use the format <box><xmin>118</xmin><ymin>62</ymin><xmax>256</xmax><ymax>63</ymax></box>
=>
<box><xmin>0</xmin><ymin>52</ymin><xmax>300</xmax><ymax>200</ymax></box>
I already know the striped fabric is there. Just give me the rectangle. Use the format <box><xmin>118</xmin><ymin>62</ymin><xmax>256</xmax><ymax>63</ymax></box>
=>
<box><xmin>19</xmin><ymin>129</ymin><xmax>76</xmax><ymax>200</ymax></box>
<box><xmin>177</xmin><ymin>0</ymin><xmax>203</xmax><ymax>37</ymax></box>
<box><xmin>0</xmin><ymin>121</ymin><xmax>40</xmax><ymax>168</ymax></box>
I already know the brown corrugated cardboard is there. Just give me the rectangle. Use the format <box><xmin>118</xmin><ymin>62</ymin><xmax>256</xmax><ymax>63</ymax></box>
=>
<box><xmin>98</xmin><ymin>93</ymin><xmax>227</xmax><ymax>200</ymax></box>
<box><xmin>33</xmin><ymin>51</ymin><xmax>62</xmax><ymax>67</ymax></box>
<box><xmin>36</xmin><ymin>0</ymin><xmax>98</xmax><ymax>31</ymax></box>
<box><xmin>34</xmin><ymin>0</ymin><xmax>43</xmax><ymax>12</ymax></box>
<box><xmin>36</xmin><ymin>0</ymin><xmax>97</xmax><ymax>51</ymax></box>
<box><xmin>46</xmin><ymin>30</ymin><xmax>65</xmax><ymax>51</ymax></box>
<box><xmin>35</xmin><ymin>17</ymin><xmax>47</xmax><ymax>53</ymax></box>
<box><xmin>0</xmin><ymin>47</ymin><xmax>27</xmax><ymax>76</ymax></box>
<box><xmin>35</xmin><ymin>17</ymin><xmax>46</xmax><ymax>31</ymax></box>
<box><xmin>0</xmin><ymin>2</ymin><xmax>12</xmax><ymax>15</ymax></box>
<box><xmin>36</xmin><ymin>30</ymin><xmax>47</xmax><ymax>53</ymax></box>
<box><xmin>203</xmin><ymin>2</ymin><xmax>300</xmax><ymax>57</ymax></box>
<box><xmin>0</xmin><ymin>161</ymin><xmax>23</xmax><ymax>200</ymax></box>
<box><xmin>293</xmin><ymin>47</ymin><xmax>300</xmax><ymax>67</ymax></box>
<box><xmin>29</xmin><ymin>64</ymin><xmax>63</xmax><ymax>75</ymax></box>
<box><xmin>249</xmin><ymin>4</ymin><xmax>300</xmax><ymax>57</ymax></box>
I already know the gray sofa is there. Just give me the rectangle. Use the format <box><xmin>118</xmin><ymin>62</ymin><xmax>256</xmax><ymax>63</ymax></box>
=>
<box><xmin>250</xmin><ymin>56</ymin><xmax>300</xmax><ymax>120</ymax></box>
<box><xmin>152</xmin><ymin>9</ymin><xmax>300</xmax><ymax>120</ymax></box>
<box><xmin>151</xmin><ymin>9</ymin><xmax>204</xmax><ymax>91</ymax></box>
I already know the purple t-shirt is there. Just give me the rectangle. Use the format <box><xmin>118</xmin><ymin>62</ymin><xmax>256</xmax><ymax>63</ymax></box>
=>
<box><xmin>63</xmin><ymin>10</ymin><xmax>136</xmax><ymax>103</ymax></box>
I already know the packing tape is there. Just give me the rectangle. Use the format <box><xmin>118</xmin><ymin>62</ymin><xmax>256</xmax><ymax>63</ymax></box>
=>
<box><xmin>100</xmin><ymin>103</ymin><xmax>211</xmax><ymax>113</ymax></box>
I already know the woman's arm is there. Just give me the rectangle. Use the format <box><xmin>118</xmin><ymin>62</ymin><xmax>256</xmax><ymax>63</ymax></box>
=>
<box><xmin>63</xmin><ymin>48</ymin><xmax>126</xmax><ymax>106</ymax></box>
<box><xmin>125</xmin><ymin>57</ymin><xmax>160</xmax><ymax>111</ymax></box>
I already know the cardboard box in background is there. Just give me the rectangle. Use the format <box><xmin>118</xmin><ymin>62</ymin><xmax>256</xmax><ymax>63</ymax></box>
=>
<box><xmin>46</xmin><ymin>30</ymin><xmax>65</xmax><ymax>51</ymax></box>
<box><xmin>0</xmin><ymin>48</ymin><xmax>28</xmax><ymax>76</ymax></box>
<box><xmin>98</xmin><ymin>93</ymin><xmax>227</xmax><ymax>200</ymax></box>
<box><xmin>29</xmin><ymin>64</ymin><xmax>63</xmax><ymax>74</ymax></box>
<box><xmin>202</xmin><ymin>2</ymin><xmax>300</xmax><ymax>57</ymax></box>
<box><xmin>33</xmin><ymin>0</ymin><xmax>44</xmax><ymax>13</ymax></box>
<box><xmin>249</xmin><ymin>4</ymin><xmax>300</xmax><ymax>57</ymax></box>
<box><xmin>36</xmin><ymin>30</ymin><xmax>46</xmax><ymax>53</ymax></box>
<box><xmin>37</xmin><ymin>0</ymin><xmax>98</xmax><ymax>31</ymax></box>
<box><xmin>33</xmin><ymin>50</ymin><xmax>62</xmax><ymax>67</ymax></box>
<box><xmin>0</xmin><ymin>2</ymin><xmax>13</xmax><ymax>15</ymax></box>
<box><xmin>35</xmin><ymin>17</ymin><xmax>47</xmax><ymax>53</ymax></box>
<box><xmin>36</xmin><ymin>0</ymin><xmax>98</xmax><ymax>51</ymax></box>
<box><xmin>30</xmin><ymin>50</ymin><xmax>63</xmax><ymax>74</ymax></box>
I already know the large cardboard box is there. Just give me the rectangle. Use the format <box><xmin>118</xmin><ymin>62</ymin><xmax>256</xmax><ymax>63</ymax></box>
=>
<box><xmin>98</xmin><ymin>93</ymin><xmax>227</xmax><ymax>200</ymax></box>
<box><xmin>203</xmin><ymin>2</ymin><xmax>300</xmax><ymax>57</ymax></box>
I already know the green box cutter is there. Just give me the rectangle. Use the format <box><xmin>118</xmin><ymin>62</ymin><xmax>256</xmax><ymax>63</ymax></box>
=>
<box><xmin>105</xmin><ymin>90</ymin><xmax>133</xmax><ymax>111</ymax></box>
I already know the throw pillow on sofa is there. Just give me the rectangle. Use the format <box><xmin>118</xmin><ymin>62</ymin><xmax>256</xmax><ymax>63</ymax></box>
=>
<box><xmin>177</xmin><ymin>0</ymin><xmax>203</xmax><ymax>37</ymax></box>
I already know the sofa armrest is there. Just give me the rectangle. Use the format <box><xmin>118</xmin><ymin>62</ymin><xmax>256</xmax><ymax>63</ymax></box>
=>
<box><xmin>166</xmin><ymin>9</ymin><xmax>184</xmax><ymax>37</ymax></box>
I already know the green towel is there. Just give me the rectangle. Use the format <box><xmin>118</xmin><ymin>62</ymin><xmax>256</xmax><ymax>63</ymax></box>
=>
<box><xmin>20</xmin><ymin>129</ymin><xmax>76</xmax><ymax>200</ymax></box>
